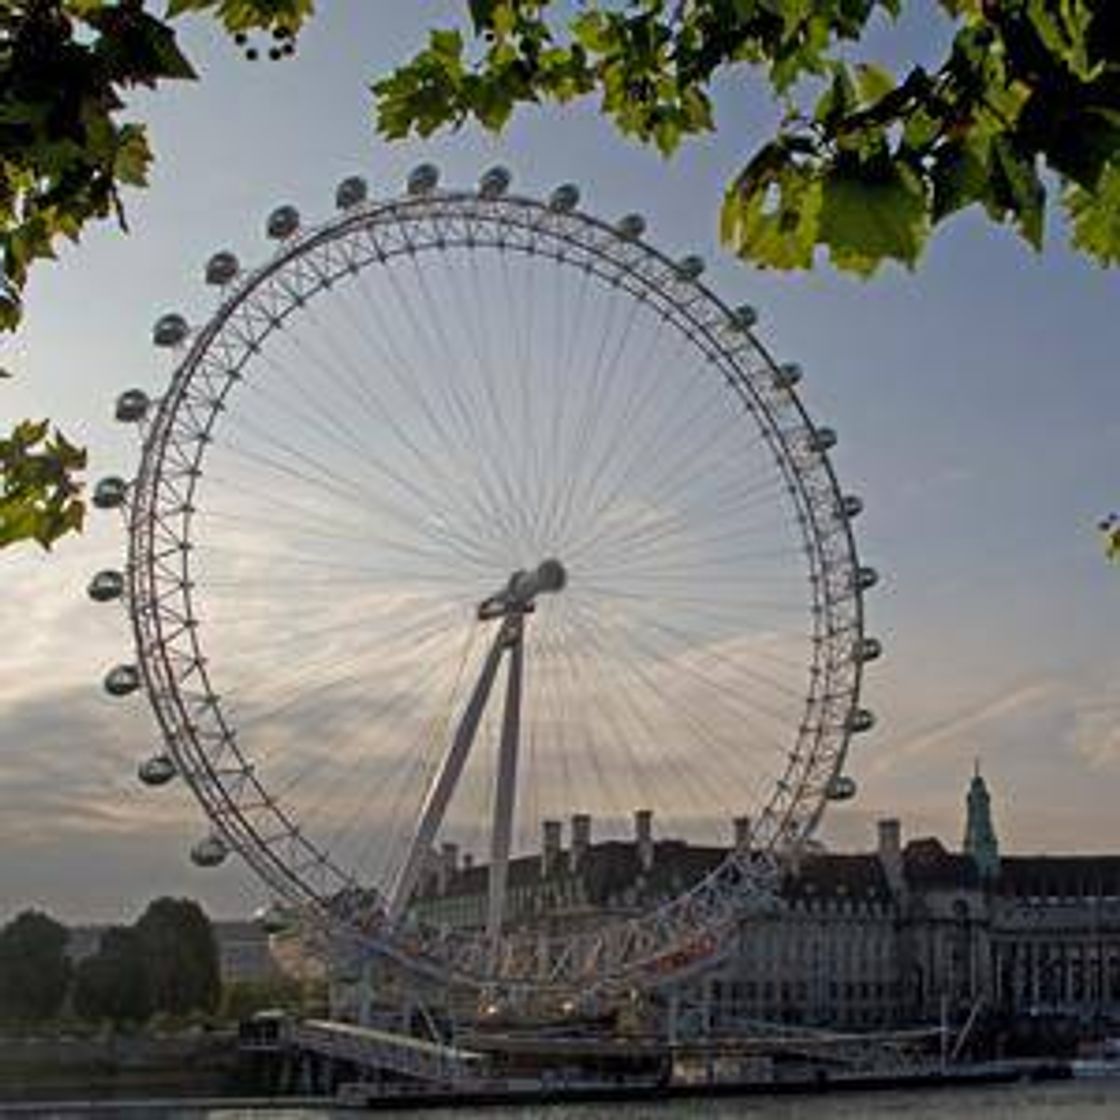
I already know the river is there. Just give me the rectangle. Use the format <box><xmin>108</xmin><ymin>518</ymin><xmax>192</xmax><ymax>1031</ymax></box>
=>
<box><xmin>193</xmin><ymin>1080</ymin><xmax>1119</xmax><ymax>1119</ymax></box>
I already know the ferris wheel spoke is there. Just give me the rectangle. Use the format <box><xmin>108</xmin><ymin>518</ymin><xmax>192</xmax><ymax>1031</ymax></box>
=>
<box><xmin>407</xmin><ymin>251</ymin><xmax>532</xmax><ymax>537</ymax></box>
<box><xmin>567</xmin><ymin>460</ymin><xmax>789</xmax><ymax>566</ymax></box>
<box><xmin>204</xmin><ymin>438</ymin><xmax>502</xmax><ymax>571</ymax></box>
<box><xmin>223</xmin><ymin>378</ymin><xmax>505</xmax><ymax>570</ymax></box>
<box><xmin>575</xmin><ymin>405</ymin><xmax>775</xmax><ymax>562</ymax></box>
<box><xmin>570</xmin><ymin>598</ymin><xmax>798</xmax><ymax>762</ymax></box>
<box><xmin>561</xmin><ymin>603</ymin><xmax>741</xmax><ymax>824</ymax></box>
<box><xmin>548</xmin><ymin>287</ymin><xmax>645</xmax><ymax>546</ymax></box>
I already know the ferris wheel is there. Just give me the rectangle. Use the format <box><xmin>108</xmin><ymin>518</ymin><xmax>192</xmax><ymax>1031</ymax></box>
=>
<box><xmin>91</xmin><ymin>165</ymin><xmax>879</xmax><ymax>994</ymax></box>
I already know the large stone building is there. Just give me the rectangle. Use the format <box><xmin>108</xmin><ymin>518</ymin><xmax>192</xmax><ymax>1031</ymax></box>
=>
<box><xmin>410</xmin><ymin>771</ymin><xmax>1120</xmax><ymax>1033</ymax></box>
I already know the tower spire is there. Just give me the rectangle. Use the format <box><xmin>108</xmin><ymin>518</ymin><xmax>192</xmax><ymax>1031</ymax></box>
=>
<box><xmin>963</xmin><ymin>762</ymin><xmax>1000</xmax><ymax>878</ymax></box>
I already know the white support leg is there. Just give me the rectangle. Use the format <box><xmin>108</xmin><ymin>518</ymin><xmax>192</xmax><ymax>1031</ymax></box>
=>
<box><xmin>387</xmin><ymin>621</ymin><xmax>510</xmax><ymax>923</ymax></box>
<box><xmin>486</xmin><ymin>617</ymin><xmax>524</xmax><ymax>968</ymax></box>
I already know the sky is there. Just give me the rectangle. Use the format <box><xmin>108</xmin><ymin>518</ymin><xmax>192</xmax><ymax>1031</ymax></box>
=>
<box><xmin>1</xmin><ymin>3</ymin><xmax>1118</xmax><ymax>925</ymax></box>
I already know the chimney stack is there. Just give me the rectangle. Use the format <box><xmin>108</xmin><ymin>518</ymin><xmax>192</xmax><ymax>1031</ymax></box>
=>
<box><xmin>541</xmin><ymin>819</ymin><xmax>562</xmax><ymax>878</ymax></box>
<box><xmin>877</xmin><ymin>818</ymin><xmax>903</xmax><ymax>892</ymax></box>
<box><xmin>570</xmin><ymin>813</ymin><xmax>591</xmax><ymax>874</ymax></box>
<box><xmin>733</xmin><ymin>815</ymin><xmax>752</xmax><ymax>853</ymax></box>
<box><xmin>438</xmin><ymin>842</ymin><xmax>458</xmax><ymax>895</ymax></box>
<box><xmin>634</xmin><ymin>809</ymin><xmax>654</xmax><ymax>872</ymax></box>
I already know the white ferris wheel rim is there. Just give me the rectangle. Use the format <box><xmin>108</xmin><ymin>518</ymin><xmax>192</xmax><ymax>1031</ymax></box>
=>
<box><xmin>110</xmin><ymin>174</ymin><xmax>872</xmax><ymax>992</ymax></box>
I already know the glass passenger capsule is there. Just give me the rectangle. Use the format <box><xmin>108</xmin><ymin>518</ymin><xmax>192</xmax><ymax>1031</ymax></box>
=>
<box><xmin>266</xmin><ymin>205</ymin><xmax>300</xmax><ymax>240</ymax></box>
<box><xmin>773</xmin><ymin>362</ymin><xmax>802</xmax><ymax>390</ymax></box>
<box><xmin>847</xmin><ymin>708</ymin><xmax>876</xmax><ymax>733</ymax></box>
<box><xmin>857</xmin><ymin>566</ymin><xmax>879</xmax><ymax>591</ymax></box>
<box><xmin>190</xmin><ymin>835</ymin><xmax>228</xmax><ymax>868</ymax></box>
<box><xmin>92</xmin><ymin>476</ymin><xmax>127</xmax><ymax>509</ymax></box>
<box><xmin>152</xmin><ymin>313</ymin><xmax>189</xmax><ymax>347</ymax></box>
<box><xmin>335</xmin><ymin>176</ymin><xmax>368</xmax><ymax>210</ymax></box>
<box><xmin>104</xmin><ymin>664</ymin><xmax>141</xmax><ymax>697</ymax></box>
<box><xmin>616</xmin><ymin>213</ymin><xmax>646</xmax><ymax>240</ymax></box>
<box><xmin>138</xmin><ymin>754</ymin><xmax>176</xmax><ymax>786</ymax></box>
<box><xmin>826</xmin><ymin>775</ymin><xmax>858</xmax><ymax>801</ymax></box>
<box><xmin>407</xmin><ymin>163</ymin><xmax>439</xmax><ymax>196</ymax></box>
<box><xmin>204</xmin><ymin>251</ymin><xmax>240</xmax><ymax>286</ymax></box>
<box><xmin>856</xmin><ymin>636</ymin><xmax>883</xmax><ymax>663</ymax></box>
<box><xmin>87</xmin><ymin>569</ymin><xmax>124</xmax><ymax>602</ymax></box>
<box><xmin>806</xmin><ymin>427</ymin><xmax>837</xmax><ymax>454</ymax></box>
<box><xmin>728</xmin><ymin>304</ymin><xmax>758</xmax><ymax>331</ymax></box>
<box><xmin>675</xmin><ymin>254</ymin><xmax>705</xmax><ymax>281</ymax></box>
<box><xmin>548</xmin><ymin>184</ymin><xmax>580</xmax><ymax>213</ymax></box>
<box><xmin>253</xmin><ymin>903</ymin><xmax>291</xmax><ymax>934</ymax></box>
<box><xmin>479</xmin><ymin>166</ymin><xmax>512</xmax><ymax>199</ymax></box>
<box><xmin>841</xmin><ymin>494</ymin><xmax>864</xmax><ymax>519</ymax></box>
<box><xmin>114</xmin><ymin>389</ymin><xmax>150</xmax><ymax>423</ymax></box>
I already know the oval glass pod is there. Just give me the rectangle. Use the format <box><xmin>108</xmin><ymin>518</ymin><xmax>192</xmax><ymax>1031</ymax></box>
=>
<box><xmin>115</xmin><ymin>389</ymin><xmax>150</xmax><ymax>423</ymax></box>
<box><xmin>92</xmin><ymin>476</ymin><xmax>127</xmax><ymax>510</ymax></box>
<box><xmin>190</xmin><ymin>835</ymin><xmax>228</xmax><ymax>868</ymax></box>
<box><xmin>138</xmin><ymin>754</ymin><xmax>176</xmax><ymax>786</ymax></box>
<box><xmin>407</xmin><ymin>163</ymin><xmax>439</xmax><ymax>196</ymax></box>
<box><xmin>675</xmin><ymin>254</ymin><xmax>705</xmax><ymax>281</ymax></box>
<box><xmin>806</xmin><ymin>427</ymin><xmax>837</xmax><ymax>454</ymax></box>
<box><xmin>548</xmin><ymin>183</ymin><xmax>580</xmax><ymax>212</ymax></box>
<box><xmin>479</xmin><ymin>166</ymin><xmax>512</xmax><ymax>199</ymax></box>
<box><xmin>847</xmin><ymin>708</ymin><xmax>875</xmax><ymax>734</ymax></box>
<box><xmin>205</xmin><ymin>251</ymin><xmax>239</xmax><ymax>286</ymax></box>
<box><xmin>104</xmin><ymin>663</ymin><xmax>141</xmax><ymax>697</ymax></box>
<box><xmin>773</xmin><ymin>362</ymin><xmax>802</xmax><ymax>390</ymax></box>
<box><xmin>857</xmin><ymin>566</ymin><xmax>879</xmax><ymax>591</ymax></box>
<box><xmin>841</xmin><ymin>494</ymin><xmax>864</xmax><ymax>519</ymax></box>
<box><xmin>856</xmin><ymin>636</ymin><xmax>883</xmax><ymax>663</ymax></box>
<box><xmin>266</xmin><ymin>205</ymin><xmax>300</xmax><ymax>240</ymax></box>
<box><xmin>335</xmin><ymin>176</ymin><xmax>368</xmax><ymax>210</ymax></box>
<box><xmin>728</xmin><ymin>304</ymin><xmax>758</xmax><ymax>331</ymax></box>
<box><xmin>87</xmin><ymin>569</ymin><xmax>124</xmax><ymax>602</ymax></box>
<box><xmin>153</xmin><ymin>313</ymin><xmax>188</xmax><ymax>348</ymax></box>
<box><xmin>253</xmin><ymin>903</ymin><xmax>291</xmax><ymax>934</ymax></box>
<box><xmin>826</xmin><ymin>775</ymin><xmax>858</xmax><ymax>801</ymax></box>
<box><xmin>616</xmin><ymin>213</ymin><xmax>646</xmax><ymax>241</ymax></box>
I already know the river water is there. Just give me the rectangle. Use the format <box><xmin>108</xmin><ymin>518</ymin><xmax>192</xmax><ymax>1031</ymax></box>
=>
<box><xmin>190</xmin><ymin>1080</ymin><xmax>1118</xmax><ymax>1119</ymax></box>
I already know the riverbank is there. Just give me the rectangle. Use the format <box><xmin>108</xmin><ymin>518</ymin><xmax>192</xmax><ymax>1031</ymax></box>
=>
<box><xmin>0</xmin><ymin>1033</ymin><xmax>241</xmax><ymax>1103</ymax></box>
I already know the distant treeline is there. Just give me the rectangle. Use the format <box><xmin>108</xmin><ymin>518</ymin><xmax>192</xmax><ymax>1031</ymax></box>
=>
<box><xmin>0</xmin><ymin>898</ymin><xmax>219</xmax><ymax>1026</ymax></box>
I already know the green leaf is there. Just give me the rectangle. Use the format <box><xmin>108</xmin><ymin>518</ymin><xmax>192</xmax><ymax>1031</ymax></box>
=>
<box><xmin>856</xmin><ymin>62</ymin><xmax>894</xmax><ymax>104</ymax></box>
<box><xmin>931</xmin><ymin>137</ymin><xmax>990</xmax><ymax>221</ymax></box>
<box><xmin>989</xmin><ymin>136</ymin><xmax>1046</xmax><ymax>250</ymax></box>
<box><xmin>1065</xmin><ymin>162</ymin><xmax>1120</xmax><ymax>266</ymax></box>
<box><xmin>113</xmin><ymin>124</ymin><xmax>153</xmax><ymax>187</ymax></box>
<box><xmin>722</xmin><ymin>163</ymin><xmax>823</xmax><ymax>271</ymax></box>
<box><xmin>819</xmin><ymin>162</ymin><xmax>929</xmax><ymax>275</ymax></box>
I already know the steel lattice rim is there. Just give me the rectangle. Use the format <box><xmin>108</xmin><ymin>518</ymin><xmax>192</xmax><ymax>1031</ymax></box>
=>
<box><xmin>117</xmin><ymin>183</ymin><xmax>869</xmax><ymax>992</ymax></box>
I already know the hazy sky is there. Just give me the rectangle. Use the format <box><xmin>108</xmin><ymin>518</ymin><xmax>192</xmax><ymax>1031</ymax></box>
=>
<box><xmin>2</xmin><ymin>3</ymin><xmax>1118</xmax><ymax>924</ymax></box>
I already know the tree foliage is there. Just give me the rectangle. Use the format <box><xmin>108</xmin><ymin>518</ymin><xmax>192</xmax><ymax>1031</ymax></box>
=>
<box><xmin>0</xmin><ymin>910</ymin><xmax>71</xmax><ymax>1022</ymax></box>
<box><xmin>0</xmin><ymin>0</ymin><xmax>314</xmax><ymax>550</ymax></box>
<box><xmin>0</xmin><ymin>417</ymin><xmax>86</xmax><ymax>548</ymax></box>
<box><xmin>72</xmin><ymin>925</ymin><xmax>152</xmax><ymax>1025</ymax></box>
<box><xmin>373</xmin><ymin>1</ymin><xmax>1120</xmax><ymax>276</ymax></box>
<box><xmin>134</xmin><ymin>897</ymin><xmax>221</xmax><ymax>1016</ymax></box>
<box><xmin>2</xmin><ymin>2</ymin><xmax>1116</xmax><ymax>549</ymax></box>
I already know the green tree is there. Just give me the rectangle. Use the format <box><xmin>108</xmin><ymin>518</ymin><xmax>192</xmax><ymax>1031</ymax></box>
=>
<box><xmin>72</xmin><ymin>925</ymin><xmax>152</xmax><ymax>1025</ymax></box>
<box><xmin>3</xmin><ymin>2</ymin><xmax>1117</xmax><ymax>547</ymax></box>
<box><xmin>374</xmin><ymin>1</ymin><xmax>1120</xmax><ymax>275</ymax></box>
<box><xmin>134</xmin><ymin>897</ymin><xmax>220</xmax><ymax>1016</ymax></box>
<box><xmin>0</xmin><ymin>909</ymin><xmax>72</xmax><ymax>1022</ymax></box>
<box><xmin>1</xmin><ymin>0</ymin><xmax>314</xmax><ymax>550</ymax></box>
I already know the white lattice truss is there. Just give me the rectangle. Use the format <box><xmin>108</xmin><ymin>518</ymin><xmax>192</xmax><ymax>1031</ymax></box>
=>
<box><xmin>123</xmin><ymin>190</ymin><xmax>867</xmax><ymax>993</ymax></box>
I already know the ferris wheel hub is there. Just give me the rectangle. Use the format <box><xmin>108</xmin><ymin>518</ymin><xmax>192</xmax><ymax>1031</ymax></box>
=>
<box><xmin>478</xmin><ymin>557</ymin><xmax>567</xmax><ymax>620</ymax></box>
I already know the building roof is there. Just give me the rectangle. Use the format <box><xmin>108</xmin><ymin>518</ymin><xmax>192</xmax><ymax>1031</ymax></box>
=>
<box><xmin>996</xmin><ymin>855</ymin><xmax>1120</xmax><ymax>897</ymax></box>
